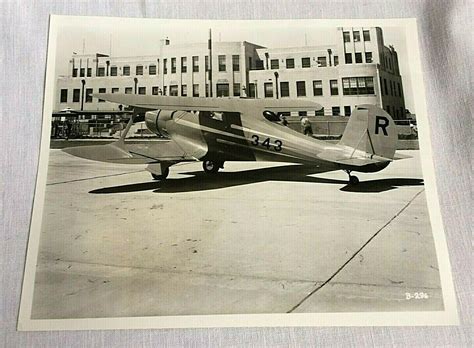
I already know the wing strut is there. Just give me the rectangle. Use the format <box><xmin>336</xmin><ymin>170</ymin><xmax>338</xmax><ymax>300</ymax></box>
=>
<box><xmin>117</xmin><ymin>114</ymin><xmax>134</xmax><ymax>144</ymax></box>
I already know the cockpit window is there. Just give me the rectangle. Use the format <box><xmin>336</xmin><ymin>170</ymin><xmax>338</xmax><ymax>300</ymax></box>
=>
<box><xmin>262</xmin><ymin>110</ymin><xmax>280</xmax><ymax>122</ymax></box>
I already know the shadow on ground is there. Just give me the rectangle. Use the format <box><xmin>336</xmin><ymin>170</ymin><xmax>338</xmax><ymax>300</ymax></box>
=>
<box><xmin>89</xmin><ymin>164</ymin><xmax>424</xmax><ymax>194</ymax></box>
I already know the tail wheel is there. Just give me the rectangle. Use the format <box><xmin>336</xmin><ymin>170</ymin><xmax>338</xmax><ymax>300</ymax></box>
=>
<box><xmin>151</xmin><ymin>167</ymin><xmax>169</xmax><ymax>180</ymax></box>
<box><xmin>203</xmin><ymin>160</ymin><xmax>223</xmax><ymax>174</ymax></box>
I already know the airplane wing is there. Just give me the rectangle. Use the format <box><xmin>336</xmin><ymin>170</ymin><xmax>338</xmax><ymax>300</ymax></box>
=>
<box><xmin>63</xmin><ymin>140</ymin><xmax>195</xmax><ymax>164</ymax></box>
<box><xmin>93</xmin><ymin>93</ymin><xmax>323</xmax><ymax>113</ymax></box>
<box><xmin>92</xmin><ymin>93</ymin><xmax>238</xmax><ymax>112</ymax></box>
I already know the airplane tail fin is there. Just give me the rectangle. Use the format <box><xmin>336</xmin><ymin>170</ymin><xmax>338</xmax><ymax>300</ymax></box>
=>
<box><xmin>339</xmin><ymin>104</ymin><xmax>397</xmax><ymax>160</ymax></box>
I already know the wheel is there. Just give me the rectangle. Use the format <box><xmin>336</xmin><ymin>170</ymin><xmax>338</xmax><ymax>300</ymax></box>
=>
<box><xmin>203</xmin><ymin>160</ymin><xmax>222</xmax><ymax>174</ymax></box>
<box><xmin>151</xmin><ymin>167</ymin><xmax>169</xmax><ymax>180</ymax></box>
<box><xmin>349</xmin><ymin>175</ymin><xmax>359</xmax><ymax>185</ymax></box>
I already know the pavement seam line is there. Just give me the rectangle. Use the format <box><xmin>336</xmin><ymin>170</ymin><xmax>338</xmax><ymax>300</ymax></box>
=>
<box><xmin>47</xmin><ymin>170</ymin><xmax>146</xmax><ymax>185</ymax></box>
<box><xmin>286</xmin><ymin>188</ymin><xmax>426</xmax><ymax>313</ymax></box>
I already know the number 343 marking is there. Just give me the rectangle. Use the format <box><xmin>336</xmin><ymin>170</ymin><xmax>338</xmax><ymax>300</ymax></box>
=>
<box><xmin>251</xmin><ymin>135</ymin><xmax>282</xmax><ymax>152</ymax></box>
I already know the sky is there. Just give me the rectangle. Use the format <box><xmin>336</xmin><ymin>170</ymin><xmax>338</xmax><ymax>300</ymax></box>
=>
<box><xmin>53</xmin><ymin>17</ymin><xmax>415</xmax><ymax>112</ymax></box>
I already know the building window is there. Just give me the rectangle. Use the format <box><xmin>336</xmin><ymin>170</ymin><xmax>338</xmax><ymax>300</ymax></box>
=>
<box><xmin>302</xmin><ymin>57</ymin><xmax>311</xmax><ymax>68</ymax></box>
<box><xmin>138</xmin><ymin>87</ymin><xmax>146</xmax><ymax>95</ymax></box>
<box><xmin>280</xmin><ymin>82</ymin><xmax>289</xmax><ymax>97</ymax></box>
<box><xmin>60</xmin><ymin>89</ymin><xmax>68</xmax><ymax>103</ymax></box>
<box><xmin>315</xmin><ymin>107</ymin><xmax>325</xmax><ymax>116</ymax></box>
<box><xmin>233</xmin><ymin>83</ymin><xmax>241</xmax><ymax>97</ymax></box>
<box><xmin>170</xmin><ymin>85</ymin><xmax>178</xmax><ymax>96</ymax></box>
<box><xmin>367</xmin><ymin>78</ymin><xmax>375</xmax><ymax>94</ymax></box>
<box><xmin>149</xmin><ymin>65</ymin><xmax>157</xmax><ymax>75</ymax></box>
<box><xmin>80</xmin><ymin>68</ymin><xmax>85</xmax><ymax>77</ymax></box>
<box><xmin>255</xmin><ymin>60</ymin><xmax>264</xmax><ymax>70</ymax></box>
<box><xmin>312</xmin><ymin>80</ymin><xmax>323</xmax><ymax>96</ymax></box>
<box><xmin>112</xmin><ymin>88</ymin><xmax>119</xmax><ymax>93</ymax></box>
<box><xmin>205</xmin><ymin>56</ymin><xmax>209</xmax><ymax>71</ymax></box>
<box><xmin>123</xmin><ymin>66</ymin><xmax>130</xmax><ymax>76</ymax></box>
<box><xmin>334</xmin><ymin>55</ymin><xmax>339</xmax><ymax>66</ymax></box>
<box><xmin>248</xmin><ymin>83</ymin><xmax>256</xmax><ymax>98</ymax></box>
<box><xmin>358</xmin><ymin>77</ymin><xmax>368</xmax><ymax>94</ymax></box>
<box><xmin>318</xmin><ymin>57</ymin><xmax>327</xmax><ymax>67</ymax></box>
<box><xmin>286</xmin><ymin>58</ymin><xmax>295</xmax><ymax>69</ymax></box>
<box><xmin>72</xmin><ymin>89</ymin><xmax>80</xmax><ymax>102</ymax></box>
<box><xmin>264</xmin><ymin>82</ymin><xmax>273</xmax><ymax>98</ymax></box>
<box><xmin>248</xmin><ymin>57</ymin><xmax>252</xmax><ymax>69</ymax></box>
<box><xmin>383</xmin><ymin>78</ymin><xmax>388</xmax><ymax>95</ymax></box>
<box><xmin>110</xmin><ymin>66</ymin><xmax>118</xmax><ymax>76</ymax></box>
<box><xmin>181</xmin><ymin>57</ymin><xmax>187</xmax><ymax>73</ymax></box>
<box><xmin>296</xmin><ymin>81</ymin><xmax>306</xmax><ymax>97</ymax></box>
<box><xmin>232</xmin><ymin>55</ymin><xmax>240</xmax><ymax>71</ymax></box>
<box><xmin>97</xmin><ymin>67</ymin><xmax>105</xmax><ymax>77</ymax></box>
<box><xmin>193</xmin><ymin>84</ymin><xmax>199</xmax><ymax>97</ymax></box>
<box><xmin>344</xmin><ymin>106</ymin><xmax>351</xmax><ymax>116</ymax></box>
<box><xmin>353</xmin><ymin>31</ymin><xmax>361</xmax><ymax>42</ymax></box>
<box><xmin>330</xmin><ymin>80</ymin><xmax>338</xmax><ymax>95</ymax></box>
<box><xmin>87</xmin><ymin>68</ymin><xmax>92</xmax><ymax>77</ymax></box>
<box><xmin>205</xmin><ymin>84</ymin><xmax>209</xmax><ymax>97</ymax></box>
<box><xmin>218</xmin><ymin>55</ymin><xmax>226</xmax><ymax>72</ymax></box>
<box><xmin>390</xmin><ymin>80</ymin><xmax>394</xmax><ymax>96</ymax></box>
<box><xmin>181</xmin><ymin>84</ymin><xmax>187</xmax><ymax>96</ymax></box>
<box><xmin>163</xmin><ymin>86</ymin><xmax>167</xmax><ymax>96</ymax></box>
<box><xmin>171</xmin><ymin>58</ymin><xmax>176</xmax><ymax>73</ymax></box>
<box><xmin>98</xmin><ymin>88</ymin><xmax>106</xmax><ymax>102</ymax></box>
<box><xmin>270</xmin><ymin>59</ymin><xmax>279</xmax><ymax>69</ymax></box>
<box><xmin>332</xmin><ymin>106</ymin><xmax>341</xmax><ymax>116</ymax></box>
<box><xmin>216</xmin><ymin>83</ymin><xmax>229</xmax><ymax>97</ymax></box>
<box><xmin>342</xmin><ymin>77</ymin><xmax>375</xmax><ymax>95</ymax></box>
<box><xmin>192</xmin><ymin>56</ymin><xmax>199</xmax><ymax>72</ymax></box>
<box><xmin>345</xmin><ymin>53</ymin><xmax>352</xmax><ymax>64</ymax></box>
<box><xmin>125</xmin><ymin>87</ymin><xmax>133</xmax><ymax>94</ymax></box>
<box><xmin>355</xmin><ymin>53</ymin><xmax>363</xmax><ymax>63</ymax></box>
<box><xmin>163</xmin><ymin>59</ymin><xmax>168</xmax><ymax>74</ymax></box>
<box><xmin>152</xmin><ymin>86</ymin><xmax>159</xmax><ymax>95</ymax></box>
<box><xmin>365</xmin><ymin>52</ymin><xmax>373</xmax><ymax>63</ymax></box>
<box><xmin>363</xmin><ymin>30</ymin><xmax>370</xmax><ymax>41</ymax></box>
<box><xmin>343</xmin><ymin>31</ymin><xmax>350</xmax><ymax>42</ymax></box>
<box><xmin>85</xmin><ymin>88</ymin><xmax>93</xmax><ymax>103</ymax></box>
<box><xmin>72</xmin><ymin>68</ymin><xmax>78</xmax><ymax>77</ymax></box>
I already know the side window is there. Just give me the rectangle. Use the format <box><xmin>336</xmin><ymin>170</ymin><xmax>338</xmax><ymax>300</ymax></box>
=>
<box><xmin>262</xmin><ymin>110</ymin><xmax>280</xmax><ymax>122</ymax></box>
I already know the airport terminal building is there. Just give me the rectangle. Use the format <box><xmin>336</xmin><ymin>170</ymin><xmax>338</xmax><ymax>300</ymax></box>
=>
<box><xmin>55</xmin><ymin>27</ymin><xmax>406</xmax><ymax>120</ymax></box>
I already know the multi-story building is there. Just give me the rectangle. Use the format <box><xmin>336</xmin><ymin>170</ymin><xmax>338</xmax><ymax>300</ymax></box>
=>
<box><xmin>55</xmin><ymin>26</ymin><xmax>406</xmax><ymax>120</ymax></box>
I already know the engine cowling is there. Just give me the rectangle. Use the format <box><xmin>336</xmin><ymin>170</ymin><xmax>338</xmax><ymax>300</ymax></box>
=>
<box><xmin>144</xmin><ymin>110</ymin><xmax>176</xmax><ymax>137</ymax></box>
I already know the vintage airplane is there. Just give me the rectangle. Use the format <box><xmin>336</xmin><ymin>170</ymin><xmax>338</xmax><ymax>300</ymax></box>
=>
<box><xmin>63</xmin><ymin>94</ymin><xmax>409</xmax><ymax>185</ymax></box>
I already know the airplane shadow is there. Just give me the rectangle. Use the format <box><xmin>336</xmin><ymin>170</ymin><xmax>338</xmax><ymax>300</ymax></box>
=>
<box><xmin>89</xmin><ymin>164</ymin><xmax>424</xmax><ymax>194</ymax></box>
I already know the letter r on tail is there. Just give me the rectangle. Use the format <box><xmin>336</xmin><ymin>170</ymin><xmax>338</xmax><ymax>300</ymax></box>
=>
<box><xmin>375</xmin><ymin>116</ymin><xmax>389</xmax><ymax>136</ymax></box>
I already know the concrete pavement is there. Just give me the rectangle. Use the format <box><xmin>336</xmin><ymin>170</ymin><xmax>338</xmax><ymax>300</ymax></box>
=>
<box><xmin>31</xmin><ymin>150</ymin><xmax>443</xmax><ymax>319</ymax></box>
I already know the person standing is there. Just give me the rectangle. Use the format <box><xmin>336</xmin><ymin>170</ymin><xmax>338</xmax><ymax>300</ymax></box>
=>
<box><xmin>301</xmin><ymin>116</ymin><xmax>313</xmax><ymax>136</ymax></box>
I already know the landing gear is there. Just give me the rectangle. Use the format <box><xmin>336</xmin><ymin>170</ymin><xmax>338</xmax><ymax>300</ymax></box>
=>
<box><xmin>349</xmin><ymin>175</ymin><xmax>359</xmax><ymax>185</ymax></box>
<box><xmin>345</xmin><ymin>170</ymin><xmax>359</xmax><ymax>185</ymax></box>
<box><xmin>151</xmin><ymin>166</ymin><xmax>169</xmax><ymax>180</ymax></box>
<box><xmin>203</xmin><ymin>160</ymin><xmax>224</xmax><ymax>174</ymax></box>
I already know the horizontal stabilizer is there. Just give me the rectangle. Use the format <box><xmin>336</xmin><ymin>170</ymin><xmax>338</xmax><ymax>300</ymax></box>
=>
<box><xmin>317</xmin><ymin>149</ymin><xmax>390</xmax><ymax>167</ymax></box>
<box><xmin>393</xmin><ymin>152</ymin><xmax>412</xmax><ymax>160</ymax></box>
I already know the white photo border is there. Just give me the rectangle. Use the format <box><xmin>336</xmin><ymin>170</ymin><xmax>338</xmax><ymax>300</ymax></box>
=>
<box><xmin>18</xmin><ymin>15</ymin><xmax>459</xmax><ymax>331</ymax></box>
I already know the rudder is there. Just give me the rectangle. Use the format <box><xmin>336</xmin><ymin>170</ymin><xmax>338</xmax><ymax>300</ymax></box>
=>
<box><xmin>339</xmin><ymin>104</ymin><xmax>397</xmax><ymax>160</ymax></box>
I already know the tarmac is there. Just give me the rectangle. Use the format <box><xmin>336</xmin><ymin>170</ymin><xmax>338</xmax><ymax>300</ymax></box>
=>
<box><xmin>31</xmin><ymin>149</ymin><xmax>443</xmax><ymax>319</ymax></box>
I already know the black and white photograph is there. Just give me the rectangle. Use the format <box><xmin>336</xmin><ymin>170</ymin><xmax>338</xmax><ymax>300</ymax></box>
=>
<box><xmin>18</xmin><ymin>16</ymin><xmax>458</xmax><ymax>330</ymax></box>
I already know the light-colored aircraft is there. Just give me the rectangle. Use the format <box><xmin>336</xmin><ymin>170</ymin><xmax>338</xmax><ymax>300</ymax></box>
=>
<box><xmin>63</xmin><ymin>94</ymin><xmax>409</xmax><ymax>185</ymax></box>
